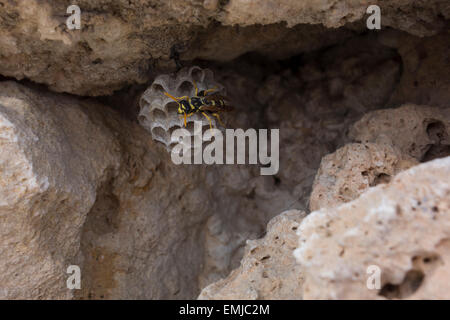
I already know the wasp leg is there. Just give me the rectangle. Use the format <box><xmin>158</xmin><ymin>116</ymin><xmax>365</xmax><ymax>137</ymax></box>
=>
<box><xmin>202</xmin><ymin>86</ymin><xmax>218</xmax><ymax>96</ymax></box>
<box><xmin>193</xmin><ymin>80</ymin><xmax>199</xmax><ymax>96</ymax></box>
<box><xmin>180</xmin><ymin>113</ymin><xmax>194</xmax><ymax>127</ymax></box>
<box><xmin>164</xmin><ymin>92</ymin><xmax>190</xmax><ymax>101</ymax></box>
<box><xmin>201</xmin><ymin>112</ymin><xmax>213</xmax><ymax>130</ymax></box>
<box><xmin>212</xmin><ymin>113</ymin><xmax>224</xmax><ymax>127</ymax></box>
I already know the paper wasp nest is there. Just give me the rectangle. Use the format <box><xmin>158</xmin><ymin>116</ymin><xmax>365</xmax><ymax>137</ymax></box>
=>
<box><xmin>139</xmin><ymin>66</ymin><xmax>225</xmax><ymax>152</ymax></box>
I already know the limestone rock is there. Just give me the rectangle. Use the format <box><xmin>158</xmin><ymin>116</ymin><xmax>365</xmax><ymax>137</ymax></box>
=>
<box><xmin>199</xmin><ymin>210</ymin><xmax>306</xmax><ymax>300</ymax></box>
<box><xmin>309</xmin><ymin>140</ymin><xmax>418</xmax><ymax>211</ymax></box>
<box><xmin>181</xmin><ymin>23</ymin><xmax>356</xmax><ymax>62</ymax></box>
<box><xmin>295</xmin><ymin>156</ymin><xmax>450</xmax><ymax>299</ymax></box>
<box><xmin>200</xmin><ymin>157</ymin><xmax>450</xmax><ymax>300</ymax></box>
<box><xmin>0</xmin><ymin>0</ymin><xmax>350</xmax><ymax>96</ymax></box>
<box><xmin>0</xmin><ymin>81</ymin><xmax>121</xmax><ymax>299</ymax></box>
<box><xmin>220</xmin><ymin>0</ymin><xmax>449</xmax><ymax>36</ymax></box>
<box><xmin>257</xmin><ymin>33</ymin><xmax>402</xmax><ymax>210</ymax></box>
<box><xmin>76</xmin><ymin>118</ymin><xmax>213</xmax><ymax>299</ymax></box>
<box><xmin>0</xmin><ymin>0</ymin><xmax>448</xmax><ymax>95</ymax></box>
<box><xmin>380</xmin><ymin>31</ymin><xmax>450</xmax><ymax>109</ymax></box>
<box><xmin>310</xmin><ymin>104</ymin><xmax>449</xmax><ymax>211</ymax></box>
<box><xmin>73</xmin><ymin>112</ymin><xmax>300</xmax><ymax>298</ymax></box>
<box><xmin>0</xmin><ymin>80</ymin><xmax>212</xmax><ymax>299</ymax></box>
<box><xmin>0</xmin><ymin>81</ymin><xmax>297</xmax><ymax>299</ymax></box>
<box><xmin>0</xmin><ymin>2</ymin><xmax>449</xmax><ymax>298</ymax></box>
<box><xmin>349</xmin><ymin>104</ymin><xmax>450</xmax><ymax>161</ymax></box>
<box><xmin>196</xmin><ymin>166</ymin><xmax>299</xmax><ymax>291</ymax></box>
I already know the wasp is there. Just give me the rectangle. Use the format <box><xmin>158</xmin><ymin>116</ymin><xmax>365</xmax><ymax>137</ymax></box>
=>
<box><xmin>164</xmin><ymin>81</ymin><xmax>233</xmax><ymax>129</ymax></box>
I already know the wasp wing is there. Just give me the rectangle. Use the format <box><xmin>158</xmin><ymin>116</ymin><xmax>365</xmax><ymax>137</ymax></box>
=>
<box><xmin>199</xmin><ymin>104</ymin><xmax>234</xmax><ymax>112</ymax></box>
<box><xmin>202</xmin><ymin>94</ymin><xmax>229</xmax><ymax>102</ymax></box>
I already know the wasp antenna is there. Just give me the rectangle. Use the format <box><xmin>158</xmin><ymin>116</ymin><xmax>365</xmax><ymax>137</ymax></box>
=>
<box><xmin>164</xmin><ymin>91</ymin><xmax>179</xmax><ymax>102</ymax></box>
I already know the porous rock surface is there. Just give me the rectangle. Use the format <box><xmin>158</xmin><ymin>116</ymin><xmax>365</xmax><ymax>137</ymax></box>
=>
<box><xmin>0</xmin><ymin>81</ymin><xmax>121</xmax><ymax>299</ymax></box>
<box><xmin>309</xmin><ymin>140</ymin><xmax>418</xmax><ymax>211</ymax></box>
<box><xmin>0</xmin><ymin>0</ymin><xmax>448</xmax><ymax>95</ymax></box>
<box><xmin>349</xmin><ymin>104</ymin><xmax>450</xmax><ymax>161</ymax></box>
<box><xmin>199</xmin><ymin>210</ymin><xmax>306</xmax><ymax>300</ymax></box>
<box><xmin>295</xmin><ymin>157</ymin><xmax>450</xmax><ymax>299</ymax></box>
<box><xmin>220</xmin><ymin>0</ymin><xmax>449</xmax><ymax>34</ymax></box>
<box><xmin>254</xmin><ymin>33</ymin><xmax>403</xmax><ymax>210</ymax></box>
<box><xmin>0</xmin><ymin>81</ymin><xmax>211</xmax><ymax>299</ymax></box>
<box><xmin>200</xmin><ymin>157</ymin><xmax>450</xmax><ymax>299</ymax></box>
<box><xmin>199</xmin><ymin>102</ymin><xmax>450</xmax><ymax>300</ymax></box>
<box><xmin>310</xmin><ymin>103</ymin><xmax>450</xmax><ymax>211</ymax></box>
<box><xmin>0</xmin><ymin>81</ymin><xmax>295</xmax><ymax>299</ymax></box>
<box><xmin>0</xmin><ymin>0</ymin><xmax>449</xmax><ymax>301</ymax></box>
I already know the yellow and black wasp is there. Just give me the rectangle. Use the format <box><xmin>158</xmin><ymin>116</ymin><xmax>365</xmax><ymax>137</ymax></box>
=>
<box><xmin>164</xmin><ymin>81</ymin><xmax>233</xmax><ymax>129</ymax></box>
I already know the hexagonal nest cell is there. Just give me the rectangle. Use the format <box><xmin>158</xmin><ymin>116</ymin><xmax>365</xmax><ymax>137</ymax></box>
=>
<box><xmin>139</xmin><ymin>66</ymin><xmax>226</xmax><ymax>151</ymax></box>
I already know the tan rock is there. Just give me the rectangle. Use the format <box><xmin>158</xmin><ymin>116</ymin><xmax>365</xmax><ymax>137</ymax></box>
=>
<box><xmin>199</xmin><ymin>210</ymin><xmax>306</xmax><ymax>300</ymax></box>
<box><xmin>201</xmin><ymin>157</ymin><xmax>450</xmax><ymax>300</ymax></box>
<box><xmin>197</xmin><ymin>167</ymin><xmax>300</xmax><ymax>291</ymax></box>
<box><xmin>182</xmin><ymin>23</ymin><xmax>355</xmax><ymax>62</ymax></box>
<box><xmin>295</xmin><ymin>157</ymin><xmax>450</xmax><ymax>299</ymax></box>
<box><xmin>256</xmin><ymin>34</ymin><xmax>402</xmax><ymax>210</ymax></box>
<box><xmin>349</xmin><ymin>104</ymin><xmax>450</xmax><ymax>161</ymax></box>
<box><xmin>0</xmin><ymin>81</ymin><xmax>121</xmax><ymax>299</ymax></box>
<box><xmin>220</xmin><ymin>0</ymin><xmax>449</xmax><ymax>36</ymax></box>
<box><xmin>0</xmin><ymin>81</ymin><xmax>297</xmax><ymax>299</ymax></box>
<box><xmin>0</xmin><ymin>0</ymin><xmax>350</xmax><ymax>95</ymax></box>
<box><xmin>0</xmin><ymin>81</ymin><xmax>211</xmax><ymax>299</ymax></box>
<box><xmin>310</xmin><ymin>104</ymin><xmax>449</xmax><ymax>211</ymax></box>
<box><xmin>0</xmin><ymin>6</ymin><xmax>448</xmax><ymax>298</ymax></box>
<box><xmin>310</xmin><ymin>140</ymin><xmax>418</xmax><ymax>211</ymax></box>
<box><xmin>380</xmin><ymin>31</ymin><xmax>450</xmax><ymax>109</ymax></box>
<box><xmin>0</xmin><ymin>1</ymin><xmax>448</xmax><ymax>95</ymax></box>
